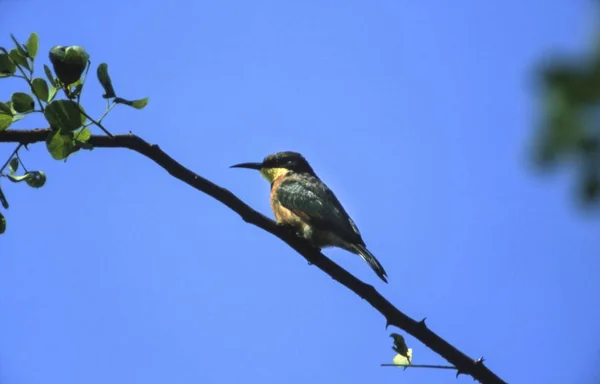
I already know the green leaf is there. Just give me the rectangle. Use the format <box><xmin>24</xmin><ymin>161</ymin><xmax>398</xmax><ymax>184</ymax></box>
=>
<box><xmin>96</xmin><ymin>63</ymin><xmax>116</xmax><ymax>98</ymax></box>
<box><xmin>31</xmin><ymin>77</ymin><xmax>49</xmax><ymax>102</ymax></box>
<box><xmin>49</xmin><ymin>45</ymin><xmax>90</xmax><ymax>85</ymax></box>
<box><xmin>0</xmin><ymin>53</ymin><xmax>16</xmax><ymax>77</ymax></box>
<box><xmin>44</xmin><ymin>100</ymin><xmax>84</xmax><ymax>131</ymax></box>
<box><xmin>0</xmin><ymin>212</ymin><xmax>5</xmax><ymax>234</ymax></box>
<box><xmin>0</xmin><ymin>112</ymin><xmax>12</xmax><ymax>132</ymax></box>
<box><xmin>7</xmin><ymin>173</ymin><xmax>32</xmax><ymax>182</ymax></box>
<box><xmin>26</xmin><ymin>171</ymin><xmax>46</xmax><ymax>188</ymax></box>
<box><xmin>6</xmin><ymin>171</ymin><xmax>45</xmax><ymax>188</ymax></box>
<box><xmin>45</xmin><ymin>130</ymin><xmax>76</xmax><ymax>160</ymax></box>
<box><xmin>11</xmin><ymin>114</ymin><xmax>24</xmax><ymax>123</ymax></box>
<box><xmin>48</xmin><ymin>84</ymin><xmax>58</xmax><ymax>102</ymax></box>
<box><xmin>0</xmin><ymin>102</ymin><xmax>12</xmax><ymax>115</ymax></box>
<box><xmin>0</xmin><ymin>186</ymin><xmax>8</xmax><ymax>209</ymax></box>
<box><xmin>74</xmin><ymin>127</ymin><xmax>91</xmax><ymax>142</ymax></box>
<box><xmin>10</xmin><ymin>34</ymin><xmax>28</xmax><ymax>57</ymax></box>
<box><xmin>115</xmin><ymin>97</ymin><xmax>149</xmax><ymax>110</ymax></box>
<box><xmin>9</xmin><ymin>158</ymin><xmax>18</xmax><ymax>174</ymax></box>
<box><xmin>9</xmin><ymin>48</ymin><xmax>30</xmax><ymax>71</ymax></box>
<box><xmin>10</xmin><ymin>92</ymin><xmax>35</xmax><ymax>113</ymax></box>
<box><xmin>26</xmin><ymin>32</ymin><xmax>39</xmax><ymax>59</ymax></box>
<box><xmin>44</xmin><ymin>64</ymin><xmax>56</xmax><ymax>86</ymax></box>
<box><xmin>390</xmin><ymin>333</ymin><xmax>412</xmax><ymax>367</ymax></box>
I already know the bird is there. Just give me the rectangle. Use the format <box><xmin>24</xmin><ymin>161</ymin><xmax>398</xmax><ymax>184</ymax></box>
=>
<box><xmin>230</xmin><ymin>151</ymin><xmax>388</xmax><ymax>283</ymax></box>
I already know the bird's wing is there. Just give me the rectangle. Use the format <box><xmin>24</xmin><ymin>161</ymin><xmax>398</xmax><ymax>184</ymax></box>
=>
<box><xmin>275</xmin><ymin>175</ymin><xmax>364</xmax><ymax>244</ymax></box>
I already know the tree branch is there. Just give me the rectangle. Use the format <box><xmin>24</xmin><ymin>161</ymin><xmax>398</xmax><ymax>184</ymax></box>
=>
<box><xmin>0</xmin><ymin>128</ymin><xmax>507</xmax><ymax>384</ymax></box>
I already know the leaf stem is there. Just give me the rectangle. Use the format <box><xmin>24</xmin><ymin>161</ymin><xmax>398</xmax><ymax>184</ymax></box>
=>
<box><xmin>380</xmin><ymin>363</ymin><xmax>456</xmax><ymax>369</ymax></box>
<box><xmin>15</xmin><ymin>148</ymin><xmax>27</xmax><ymax>173</ymax></box>
<box><xmin>98</xmin><ymin>101</ymin><xmax>116</xmax><ymax>125</ymax></box>
<box><xmin>79</xmin><ymin>109</ymin><xmax>114</xmax><ymax>139</ymax></box>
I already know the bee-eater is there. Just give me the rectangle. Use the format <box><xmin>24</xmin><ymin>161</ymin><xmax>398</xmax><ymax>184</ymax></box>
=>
<box><xmin>231</xmin><ymin>151</ymin><xmax>388</xmax><ymax>283</ymax></box>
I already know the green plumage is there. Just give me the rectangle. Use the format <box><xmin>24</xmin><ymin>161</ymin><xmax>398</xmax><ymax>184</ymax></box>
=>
<box><xmin>231</xmin><ymin>151</ymin><xmax>389</xmax><ymax>283</ymax></box>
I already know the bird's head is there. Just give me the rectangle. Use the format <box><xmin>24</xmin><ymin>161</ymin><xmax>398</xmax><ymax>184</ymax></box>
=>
<box><xmin>230</xmin><ymin>151</ymin><xmax>315</xmax><ymax>183</ymax></box>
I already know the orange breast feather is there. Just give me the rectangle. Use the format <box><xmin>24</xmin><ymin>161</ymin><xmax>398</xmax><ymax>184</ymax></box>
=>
<box><xmin>270</xmin><ymin>176</ymin><xmax>306</xmax><ymax>226</ymax></box>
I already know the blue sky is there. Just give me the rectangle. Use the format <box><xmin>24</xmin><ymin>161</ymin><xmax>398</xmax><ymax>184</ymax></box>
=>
<box><xmin>1</xmin><ymin>1</ymin><xmax>599</xmax><ymax>383</ymax></box>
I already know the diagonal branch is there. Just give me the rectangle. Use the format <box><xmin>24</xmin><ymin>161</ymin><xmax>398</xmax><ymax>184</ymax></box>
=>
<box><xmin>0</xmin><ymin>128</ymin><xmax>507</xmax><ymax>384</ymax></box>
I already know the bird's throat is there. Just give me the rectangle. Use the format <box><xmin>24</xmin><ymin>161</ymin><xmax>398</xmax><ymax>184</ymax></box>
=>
<box><xmin>260</xmin><ymin>167</ymin><xmax>290</xmax><ymax>183</ymax></box>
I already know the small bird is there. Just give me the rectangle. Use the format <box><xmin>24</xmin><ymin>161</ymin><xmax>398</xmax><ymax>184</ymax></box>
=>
<box><xmin>231</xmin><ymin>151</ymin><xmax>388</xmax><ymax>283</ymax></box>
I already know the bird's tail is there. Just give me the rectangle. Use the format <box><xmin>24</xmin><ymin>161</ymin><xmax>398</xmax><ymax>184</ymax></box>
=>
<box><xmin>350</xmin><ymin>244</ymin><xmax>388</xmax><ymax>283</ymax></box>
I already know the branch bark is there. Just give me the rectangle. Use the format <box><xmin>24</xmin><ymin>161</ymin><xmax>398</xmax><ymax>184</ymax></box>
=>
<box><xmin>0</xmin><ymin>129</ymin><xmax>507</xmax><ymax>384</ymax></box>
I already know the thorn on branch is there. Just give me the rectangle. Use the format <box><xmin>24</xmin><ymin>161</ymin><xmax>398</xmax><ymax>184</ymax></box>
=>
<box><xmin>0</xmin><ymin>128</ymin><xmax>508</xmax><ymax>384</ymax></box>
<box><xmin>418</xmin><ymin>317</ymin><xmax>427</xmax><ymax>328</ymax></box>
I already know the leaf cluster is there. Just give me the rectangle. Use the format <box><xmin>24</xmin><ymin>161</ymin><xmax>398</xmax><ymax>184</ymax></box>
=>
<box><xmin>535</xmin><ymin>33</ymin><xmax>600</xmax><ymax>206</ymax></box>
<box><xmin>0</xmin><ymin>32</ymin><xmax>149</xmax><ymax>233</ymax></box>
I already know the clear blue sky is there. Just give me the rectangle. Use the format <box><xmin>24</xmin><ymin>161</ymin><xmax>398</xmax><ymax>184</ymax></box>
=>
<box><xmin>1</xmin><ymin>1</ymin><xmax>599</xmax><ymax>383</ymax></box>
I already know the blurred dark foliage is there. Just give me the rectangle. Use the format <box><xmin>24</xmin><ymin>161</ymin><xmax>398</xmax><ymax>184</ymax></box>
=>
<box><xmin>535</xmin><ymin>31</ymin><xmax>600</xmax><ymax>206</ymax></box>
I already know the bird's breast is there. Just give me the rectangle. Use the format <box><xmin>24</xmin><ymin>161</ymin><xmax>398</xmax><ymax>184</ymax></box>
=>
<box><xmin>270</xmin><ymin>176</ymin><xmax>308</xmax><ymax>229</ymax></box>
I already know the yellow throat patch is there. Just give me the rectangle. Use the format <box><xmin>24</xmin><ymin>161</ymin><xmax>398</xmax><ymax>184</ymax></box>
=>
<box><xmin>260</xmin><ymin>167</ymin><xmax>290</xmax><ymax>183</ymax></box>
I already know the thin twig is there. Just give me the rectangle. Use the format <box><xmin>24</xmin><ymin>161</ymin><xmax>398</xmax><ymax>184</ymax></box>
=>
<box><xmin>79</xmin><ymin>109</ymin><xmax>114</xmax><ymax>138</ymax></box>
<box><xmin>15</xmin><ymin>148</ymin><xmax>27</xmax><ymax>173</ymax></box>
<box><xmin>75</xmin><ymin>60</ymin><xmax>91</xmax><ymax>107</ymax></box>
<box><xmin>0</xmin><ymin>143</ymin><xmax>22</xmax><ymax>173</ymax></box>
<box><xmin>22</xmin><ymin>61</ymin><xmax>46</xmax><ymax>113</ymax></box>
<box><xmin>97</xmin><ymin>101</ymin><xmax>116</xmax><ymax>125</ymax></box>
<box><xmin>381</xmin><ymin>363</ymin><xmax>456</xmax><ymax>369</ymax></box>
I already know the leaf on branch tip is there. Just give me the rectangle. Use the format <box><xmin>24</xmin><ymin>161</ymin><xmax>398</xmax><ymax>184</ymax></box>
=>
<box><xmin>0</xmin><ymin>212</ymin><xmax>5</xmax><ymax>234</ymax></box>
<box><xmin>26</xmin><ymin>32</ymin><xmax>39</xmax><ymax>59</ymax></box>
<box><xmin>97</xmin><ymin>63</ymin><xmax>116</xmax><ymax>98</ymax></box>
<box><xmin>114</xmin><ymin>97</ymin><xmax>149</xmax><ymax>110</ymax></box>
<box><xmin>390</xmin><ymin>333</ymin><xmax>412</xmax><ymax>365</ymax></box>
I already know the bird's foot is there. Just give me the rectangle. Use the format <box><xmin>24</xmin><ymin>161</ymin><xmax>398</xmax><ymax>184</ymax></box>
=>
<box><xmin>276</xmin><ymin>221</ymin><xmax>304</xmax><ymax>237</ymax></box>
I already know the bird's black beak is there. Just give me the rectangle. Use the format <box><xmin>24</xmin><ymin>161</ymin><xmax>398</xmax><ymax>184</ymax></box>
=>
<box><xmin>230</xmin><ymin>162</ymin><xmax>263</xmax><ymax>170</ymax></box>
